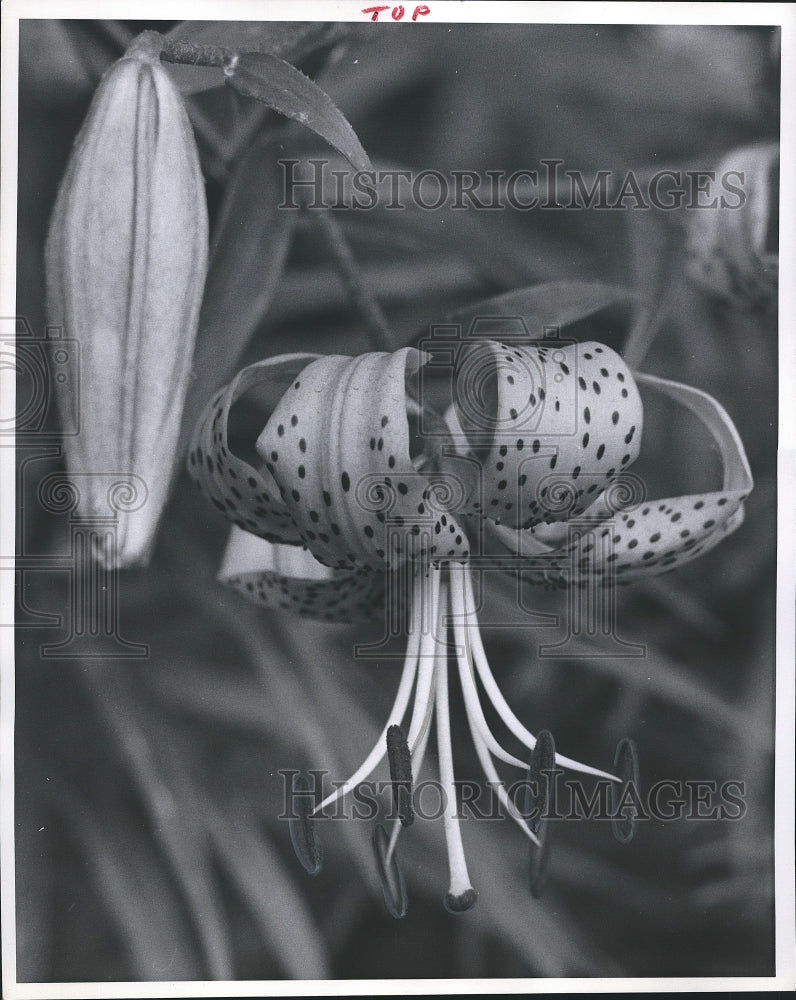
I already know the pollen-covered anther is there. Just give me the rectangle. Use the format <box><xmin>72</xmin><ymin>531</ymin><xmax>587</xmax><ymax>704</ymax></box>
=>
<box><xmin>523</xmin><ymin>729</ymin><xmax>558</xmax><ymax>836</ymax></box>
<box><xmin>522</xmin><ymin>730</ymin><xmax>557</xmax><ymax>897</ymax></box>
<box><xmin>386</xmin><ymin>724</ymin><xmax>414</xmax><ymax>827</ymax></box>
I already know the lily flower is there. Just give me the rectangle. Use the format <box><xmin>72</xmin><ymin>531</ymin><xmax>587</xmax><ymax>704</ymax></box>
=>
<box><xmin>685</xmin><ymin>141</ymin><xmax>779</xmax><ymax>310</ymax></box>
<box><xmin>187</xmin><ymin>336</ymin><xmax>752</xmax><ymax>916</ymax></box>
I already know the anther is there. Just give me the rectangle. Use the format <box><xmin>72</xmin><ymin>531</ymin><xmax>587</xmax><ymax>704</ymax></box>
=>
<box><xmin>523</xmin><ymin>730</ymin><xmax>557</xmax><ymax>898</ymax></box>
<box><xmin>522</xmin><ymin>729</ymin><xmax>558</xmax><ymax>835</ymax></box>
<box><xmin>611</xmin><ymin>737</ymin><xmax>640</xmax><ymax>845</ymax></box>
<box><xmin>387</xmin><ymin>724</ymin><xmax>414</xmax><ymax>827</ymax></box>
<box><xmin>288</xmin><ymin>772</ymin><xmax>322</xmax><ymax>876</ymax></box>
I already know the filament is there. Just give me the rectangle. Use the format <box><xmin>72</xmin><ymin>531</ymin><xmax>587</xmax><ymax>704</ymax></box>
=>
<box><xmin>457</xmin><ymin>566</ymin><xmax>619</xmax><ymax>783</ymax></box>
<box><xmin>312</xmin><ymin>568</ymin><xmax>424</xmax><ymax>815</ymax></box>
<box><xmin>435</xmin><ymin>606</ymin><xmax>475</xmax><ymax>905</ymax></box>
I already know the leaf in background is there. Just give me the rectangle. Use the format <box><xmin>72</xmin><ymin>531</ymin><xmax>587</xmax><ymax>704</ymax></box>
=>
<box><xmin>440</xmin><ymin>282</ymin><xmax>646</xmax><ymax>342</ymax></box>
<box><xmin>226</xmin><ymin>52</ymin><xmax>373</xmax><ymax>173</ymax></box>
<box><xmin>85</xmin><ymin>672</ymin><xmax>235</xmax><ymax>980</ymax></box>
<box><xmin>204</xmin><ymin>805</ymin><xmax>330</xmax><ymax>978</ymax></box>
<box><xmin>163</xmin><ymin>21</ymin><xmax>355</xmax><ymax>94</ymax></box>
<box><xmin>184</xmin><ymin>86</ymin><xmax>269</xmax><ymax>183</ymax></box>
<box><xmin>19</xmin><ymin>20</ymin><xmax>133</xmax><ymax>105</ymax></box>
<box><xmin>51</xmin><ymin>791</ymin><xmax>202</xmax><ymax>981</ymax></box>
<box><xmin>620</xmin><ymin>168</ymin><xmax>690</xmax><ymax>368</ymax></box>
<box><xmin>179</xmin><ymin>134</ymin><xmax>298</xmax><ymax>447</ymax></box>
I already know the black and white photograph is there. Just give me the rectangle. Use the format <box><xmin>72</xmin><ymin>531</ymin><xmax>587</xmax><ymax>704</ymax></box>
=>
<box><xmin>1</xmin><ymin>2</ymin><xmax>794</xmax><ymax>994</ymax></box>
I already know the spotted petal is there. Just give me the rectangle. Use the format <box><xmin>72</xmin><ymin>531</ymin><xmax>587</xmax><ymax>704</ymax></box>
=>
<box><xmin>255</xmin><ymin>348</ymin><xmax>471</xmax><ymax>570</ymax></box>
<box><xmin>218</xmin><ymin>526</ymin><xmax>384</xmax><ymax>623</ymax></box>
<box><xmin>489</xmin><ymin>372</ymin><xmax>752</xmax><ymax>584</ymax></box>
<box><xmin>448</xmin><ymin>339</ymin><xmax>643</xmax><ymax>529</ymax></box>
<box><xmin>608</xmin><ymin>372</ymin><xmax>753</xmax><ymax>581</ymax></box>
<box><xmin>188</xmin><ymin>354</ymin><xmax>319</xmax><ymax>544</ymax></box>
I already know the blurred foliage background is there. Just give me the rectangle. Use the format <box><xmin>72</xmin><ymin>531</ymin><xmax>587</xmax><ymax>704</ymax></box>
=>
<box><xmin>15</xmin><ymin>19</ymin><xmax>779</xmax><ymax>982</ymax></box>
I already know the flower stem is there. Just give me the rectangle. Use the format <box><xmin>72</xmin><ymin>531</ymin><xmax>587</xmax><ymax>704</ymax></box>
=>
<box><xmin>315</xmin><ymin>210</ymin><xmax>393</xmax><ymax>351</ymax></box>
<box><xmin>160</xmin><ymin>38</ymin><xmax>238</xmax><ymax>70</ymax></box>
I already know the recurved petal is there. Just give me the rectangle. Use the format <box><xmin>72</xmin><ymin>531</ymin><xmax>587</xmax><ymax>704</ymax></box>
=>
<box><xmin>448</xmin><ymin>340</ymin><xmax>642</xmax><ymax>529</ymax></box>
<box><xmin>218</xmin><ymin>527</ymin><xmax>384</xmax><ymax>623</ymax></box>
<box><xmin>255</xmin><ymin>348</ymin><xmax>470</xmax><ymax>570</ymax></box>
<box><xmin>607</xmin><ymin>372</ymin><xmax>752</xmax><ymax>581</ymax></box>
<box><xmin>188</xmin><ymin>355</ymin><xmax>319</xmax><ymax>544</ymax></box>
<box><xmin>489</xmin><ymin>372</ymin><xmax>752</xmax><ymax>585</ymax></box>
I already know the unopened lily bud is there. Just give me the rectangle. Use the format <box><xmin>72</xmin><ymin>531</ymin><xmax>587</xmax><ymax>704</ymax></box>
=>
<box><xmin>685</xmin><ymin>142</ymin><xmax>778</xmax><ymax>309</ymax></box>
<box><xmin>45</xmin><ymin>31</ymin><xmax>208</xmax><ymax>566</ymax></box>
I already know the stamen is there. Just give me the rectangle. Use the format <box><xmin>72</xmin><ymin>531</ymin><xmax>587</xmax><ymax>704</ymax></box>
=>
<box><xmin>373</xmin><ymin>823</ymin><xmax>408</xmax><ymax>918</ymax></box>
<box><xmin>385</xmin><ymin>584</ymin><xmax>443</xmax><ymax>868</ymax></box>
<box><xmin>311</xmin><ymin>578</ymin><xmax>423</xmax><ymax>815</ymax></box>
<box><xmin>452</xmin><ymin>601</ymin><xmax>527</xmax><ymax>770</ymax></box>
<box><xmin>521</xmin><ymin>729</ymin><xmax>558</xmax><ymax>836</ymax></box>
<box><xmin>524</xmin><ymin>730</ymin><xmax>557</xmax><ymax>897</ymax></box>
<box><xmin>435</xmin><ymin>608</ymin><xmax>477</xmax><ymax>913</ymax></box>
<box><xmin>406</xmin><ymin>568</ymin><xmax>441</xmax><ymax>753</ymax></box>
<box><xmin>530</xmin><ymin>814</ymin><xmax>552</xmax><ymax>899</ymax></box>
<box><xmin>464</xmin><ymin>703</ymin><xmax>541</xmax><ymax>848</ymax></box>
<box><xmin>288</xmin><ymin>772</ymin><xmax>322</xmax><ymax>876</ymax></box>
<box><xmin>611</xmin><ymin>737</ymin><xmax>641</xmax><ymax>844</ymax></box>
<box><xmin>386</xmin><ymin>724</ymin><xmax>413</xmax><ymax>827</ymax></box>
<box><xmin>457</xmin><ymin>567</ymin><xmax>619</xmax><ymax>782</ymax></box>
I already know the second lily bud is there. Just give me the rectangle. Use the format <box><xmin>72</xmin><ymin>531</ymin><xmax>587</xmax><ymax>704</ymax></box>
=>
<box><xmin>45</xmin><ymin>31</ymin><xmax>209</xmax><ymax>566</ymax></box>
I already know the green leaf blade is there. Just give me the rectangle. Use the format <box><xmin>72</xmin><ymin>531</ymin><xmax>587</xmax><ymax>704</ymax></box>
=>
<box><xmin>226</xmin><ymin>51</ymin><xmax>373</xmax><ymax>172</ymax></box>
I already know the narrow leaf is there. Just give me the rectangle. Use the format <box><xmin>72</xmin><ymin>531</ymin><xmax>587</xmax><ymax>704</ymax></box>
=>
<box><xmin>226</xmin><ymin>51</ymin><xmax>373</xmax><ymax>172</ymax></box>
<box><xmin>163</xmin><ymin>21</ymin><xmax>353</xmax><ymax>95</ymax></box>
<box><xmin>179</xmin><ymin>134</ymin><xmax>298</xmax><ymax>446</ymax></box>
<box><xmin>443</xmin><ymin>282</ymin><xmax>645</xmax><ymax>341</ymax></box>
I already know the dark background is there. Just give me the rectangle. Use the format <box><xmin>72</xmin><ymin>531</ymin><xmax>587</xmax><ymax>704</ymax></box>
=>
<box><xmin>15</xmin><ymin>19</ymin><xmax>779</xmax><ymax>982</ymax></box>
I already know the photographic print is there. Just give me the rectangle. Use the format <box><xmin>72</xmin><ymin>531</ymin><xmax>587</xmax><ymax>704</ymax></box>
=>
<box><xmin>1</xmin><ymin>2</ymin><xmax>793</xmax><ymax>995</ymax></box>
